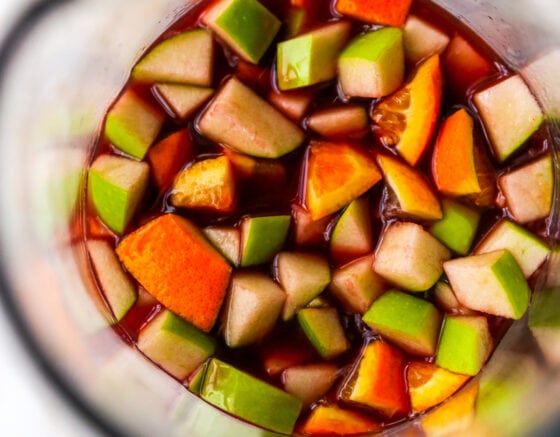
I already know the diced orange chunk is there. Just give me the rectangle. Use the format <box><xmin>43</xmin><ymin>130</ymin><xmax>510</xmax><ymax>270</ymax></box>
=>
<box><xmin>340</xmin><ymin>341</ymin><xmax>409</xmax><ymax>418</ymax></box>
<box><xmin>170</xmin><ymin>156</ymin><xmax>237</xmax><ymax>213</ymax></box>
<box><xmin>116</xmin><ymin>214</ymin><xmax>232</xmax><ymax>332</ymax></box>
<box><xmin>334</xmin><ymin>0</ymin><xmax>412</xmax><ymax>27</ymax></box>
<box><xmin>407</xmin><ymin>361</ymin><xmax>470</xmax><ymax>413</ymax></box>
<box><xmin>432</xmin><ymin>108</ymin><xmax>481</xmax><ymax>196</ymax></box>
<box><xmin>147</xmin><ymin>129</ymin><xmax>194</xmax><ymax>191</ymax></box>
<box><xmin>372</xmin><ymin>54</ymin><xmax>442</xmax><ymax>166</ymax></box>
<box><xmin>305</xmin><ymin>142</ymin><xmax>382</xmax><ymax>220</ymax></box>
<box><xmin>377</xmin><ymin>153</ymin><xmax>442</xmax><ymax>220</ymax></box>
<box><xmin>299</xmin><ymin>404</ymin><xmax>381</xmax><ymax>435</ymax></box>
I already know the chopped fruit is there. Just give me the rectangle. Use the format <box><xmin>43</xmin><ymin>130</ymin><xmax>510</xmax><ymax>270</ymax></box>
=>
<box><xmin>298</xmin><ymin>307</ymin><xmax>349</xmax><ymax>360</ymax></box>
<box><xmin>339</xmin><ymin>341</ymin><xmax>409</xmax><ymax>418</ymax></box>
<box><xmin>498</xmin><ymin>153</ymin><xmax>553</xmax><ymax>223</ymax></box>
<box><xmin>268</xmin><ymin>89</ymin><xmax>313</xmax><ymax>122</ymax></box>
<box><xmin>261</xmin><ymin>332</ymin><xmax>317</xmax><ymax>376</ymax></box>
<box><xmin>277</xmin><ymin>21</ymin><xmax>351</xmax><ymax>90</ymax></box>
<box><xmin>473</xmin><ymin>75</ymin><xmax>544</xmax><ymax>162</ymax></box>
<box><xmin>363</xmin><ymin>290</ymin><xmax>442</xmax><ymax>356</ymax></box>
<box><xmin>433</xmin><ymin>281</ymin><xmax>473</xmax><ymax>315</ymax></box>
<box><xmin>201</xmin><ymin>0</ymin><xmax>281</xmax><ymax>64</ymax></box>
<box><xmin>87</xmin><ymin>239</ymin><xmax>137</xmax><ymax>321</ymax></box>
<box><xmin>274</xmin><ymin>252</ymin><xmax>331</xmax><ymax>320</ymax></box>
<box><xmin>234</xmin><ymin>60</ymin><xmax>270</xmax><ymax>92</ymax></box>
<box><xmin>306</xmin><ymin>105</ymin><xmax>369</xmax><ymax>140</ymax></box>
<box><xmin>376</xmin><ymin>153</ymin><xmax>442</xmax><ymax>220</ymax></box>
<box><xmin>475</xmin><ymin>219</ymin><xmax>550</xmax><ymax>277</ymax></box>
<box><xmin>329</xmin><ymin>254</ymin><xmax>386</xmax><ymax>314</ymax></box>
<box><xmin>132</xmin><ymin>29</ymin><xmax>214</xmax><ymax>85</ymax></box>
<box><xmin>203</xmin><ymin>226</ymin><xmax>241</xmax><ymax>266</ymax></box>
<box><xmin>170</xmin><ymin>156</ymin><xmax>237</xmax><ymax>213</ymax></box>
<box><xmin>146</xmin><ymin>129</ymin><xmax>194</xmax><ymax>191</ymax></box>
<box><xmin>154</xmin><ymin>83</ymin><xmax>213</xmax><ymax>121</ymax></box>
<box><xmin>137</xmin><ymin>309</ymin><xmax>215</xmax><ymax>381</ymax></box>
<box><xmin>444</xmin><ymin>250</ymin><xmax>531</xmax><ymax>319</ymax></box>
<box><xmin>224</xmin><ymin>149</ymin><xmax>287</xmax><ymax>183</ymax></box>
<box><xmin>373</xmin><ymin>222</ymin><xmax>451</xmax><ymax>292</ymax></box>
<box><xmin>372</xmin><ymin>54</ymin><xmax>442</xmax><ymax>166</ymax></box>
<box><xmin>305</xmin><ymin>142</ymin><xmax>382</xmax><ymax>220</ymax></box>
<box><xmin>299</xmin><ymin>404</ymin><xmax>381</xmax><ymax>435</ymax></box>
<box><xmin>436</xmin><ymin>315</ymin><xmax>493</xmax><ymax>376</ymax></box>
<box><xmin>240</xmin><ymin>215</ymin><xmax>291</xmax><ymax>266</ymax></box>
<box><xmin>432</xmin><ymin>108</ymin><xmax>481</xmax><ymax>197</ymax></box>
<box><xmin>403</xmin><ymin>15</ymin><xmax>450</xmax><ymax>64</ymax></box>
<box><xmin>292</xmin><ymin>204</ymin><xmax>331</xmax><ymax>247</ymax></box>
<box><xmin>222</xmin><ymin>271</ymin><xmax>285</xmax><ymax>348</ymax></box>
<box><xmin>282</xmin><ymin>363</ymin><xmax>339</xmax><ymax>407</ymax></box>
<box><xmin>443</xmin><ymin>33</ymin><xmax>495</xmax><ymax>99</ymax></box>
<box><xmin>187</xmin><ymin>361</ymin><xmax>208</xmax><ymax>394</ymax></box>
<box><xmin>466</xmin><ymin>145</ymin><xmax>497</xmax><ymax>209</ymax></box>
<box><xmin>116</xmin><ymin>214</ymin><xmax>232</xmax><ymax>332</ymax></box>
<box><xmin>334</xmin><ymin>0</ymin><xmax>412</xmax><ymax>27</ymax></box>
<box><xmin>429</xmin><ymin>199</ymin><xmax>481</xmax><ymax>255</ymax></box>
<box><xmin>88</xmin><ymin>154</ymin><xmax>150</xmax><ymax>234</ymax></box>
<box><xmin>105</xmin><ymin>89</ymin><xmax>164</xmax><ymax>160</ymax></box>
<box><xmin>407</xmin><ymin>361</ymin><xmax>469</xmax><ymax>412</ymax></box>
<box><xmin>330</xmin><ymin>197</ymin><xmax>373</xmax><ymax>265</ymax></box>
<box><xmin>198</xmin><ymin>78</ymin><xmax>305</xmax><ymax>158</ymax></box>
<box><xmin>338</xmin><ymin>27</ymin><xmax>405</xmax><ymax>98</ymax></box>
<box><xmin>200</xmin><ymin>359</ymin><xmax>302</xmax><ymax>435</ymax></box>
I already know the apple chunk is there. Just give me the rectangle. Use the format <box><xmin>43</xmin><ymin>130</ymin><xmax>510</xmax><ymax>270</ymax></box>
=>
<box><xmin>306</xmin><ymin>105</ymin><xmax>368</xmax><ymax>140</ymax></box>
<box><xmin>298</xmin><ymin>307</ymin><xmax>349</xmax><ymax>360</ymax></box>
<box><xmin>137</xmin><ymin>309</ymin><xmax>215</xmax><ymax>381</ymax></box>
<box><xmin>240</xmin><ymin>215</ymin><xmax>291</xmax><ymax>266</ymax></box>
<box><xmin>373</xmin><ymin>222</ymin><xmax>451</xmax><ymax>292</ymax></box>
<box><xmin>403</xmin><ymin>15</ymin><xmax>449</xmax><ymax>64</ymax></box>
<box><xmin>338</xmin><ymin>27</ymin><xmax>404</xmax><ymax>98</ymax></box>
<box><xmin>88</xmin><ymin>154</ymin><xmax>149</xmax><ymax>234</ymax></box>
<box><xmin>222</xmin><ymin>271</ymin><xmax>285</xmax><ymax>348</ymax></box>
<box><xmin>444</xmin><ymin>250</ymin><xmax>530</xmax><ymax>319</ymax></box>
<box><xmin>198</xmin><ymin>78</ymin><xmax>305</xmax><ymax>158</ymax></box>
<box><xmin>363</xmin><ymin>290</ymin><xmax>442</xmax><ymax>356</ymax></box>
<box><xmin>282</xmin><ymin>363</ymin><xmax>339</xmax><ymax>407</ymax></box>
<box><xmin>203</xmin><ymin>226</ymin><xmax>240</xmax><ymax>266</ymax></box>
<box><xmin>154</xmin><ymin>83</ymin><xmax>214</xmax><ymax>121</ymax></box>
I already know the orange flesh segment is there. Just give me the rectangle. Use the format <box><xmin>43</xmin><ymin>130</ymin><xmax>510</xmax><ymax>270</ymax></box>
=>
<box><xmin>432</xmin><ymin>108</ymin><xmax>481</xmax><ymax>196</ymax></box>
<box><xmin>407</xmin><ymin>361</ymin><xmax>470</xmax><ymax>412</ymax></box>
<box><xmin>299</xmin><ymin>404</ymin><xmax>381</xmax><ymax>435</ymax></box>
<box><xmin>377</xmin><ymin>153</ymin><xmax>442</xmax><ymax>220</ymax></box>
<box><xmin>334</xmin><ymin>0</ymin><xmax>412</xmax><ymax>27</ymax></box>
<box><xmin>305</xmin><ymin>142</ymin><xmax>382</xmax><ymax>220</ymax></box>
<box><xmin>372</xmin><ymin>54</ymin><xmax>442</xmax><ymax>166</ymax></box>
<box><xmin>116</xmin><ymin>214</ymin><xmax>232</xmax><ymax>332</ymax></box>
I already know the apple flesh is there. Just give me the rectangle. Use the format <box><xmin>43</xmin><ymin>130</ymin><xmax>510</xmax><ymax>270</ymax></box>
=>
<box><xmin>203</xmin><ymin>226</ymin><xmax>241</xmax><ymax>266</ymax></box>
<box><xmin>88</xmin><ymin>154</ymin><xmax>150</xmax><ymax>234</ymax></box>
<box><xmin>298</xmin><ymin>307</ymin><xmax>349</xmax><ymax>360</ymax></box>
<box><xmin>154</xmin><ymin>83</ymin><xmax>214</xmax><ymax>121</ymax></box>
<box><xmin>268</xmin><ymin>89</ymin><xmax>314</xmax><ymax>122</ymax></box>
<box><xmin>306</xmin><ymin>105</ymin><xmax>368</xmax><ymax>140</ymax></box>
<box><xmin>292</xmin><ymin>203</ymin><xmax>331</xmax><ymax>247</ymax></box>
<box><xmin>363</xmin><ymin>289</ymin><xmax>442</xmax><ymax>356</ymax></box>
<box><xmin>433</xmin><ymin>281</ymin><xmax>474</xmax><ymax>315</ymax></box>
<box><xmin>137</xmin><ymin>309</ymin><xmax>216</xmax><ymax>381</ymax></box>
<box><xmin>338</xmin><ymin>27</ymin><xmax>404</xmax><ymax>98</ymax></box>
<box><xmin>403</xmin><ymin>15</ymin><xmax>450</xmax><ymax>64</ymax></box>
<box><xmin>240</xmin><ymin>215</ymin><xmax>291</xmax><ymax>266</ymax></box>
<box><xmin>282</xmin><ymin>363</ymin><xmax>338</xmax><ymax>407</ymax></box>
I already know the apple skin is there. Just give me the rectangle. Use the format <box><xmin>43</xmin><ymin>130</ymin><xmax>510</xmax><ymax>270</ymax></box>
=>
<box><xmin>240</xmin><ymin>215</ymin><xmax>291</xmax><ymax>267</ymax></box>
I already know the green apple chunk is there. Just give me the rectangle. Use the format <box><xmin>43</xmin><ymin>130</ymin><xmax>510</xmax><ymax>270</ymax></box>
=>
<box><xmin>187</xmin><ymin>361</ymin><xmax>209</xmax><ymax>394</ymax></box>
<box><xmin>475</xmin><ymin>219</ymin><xmax>550</xmax><ymax>277</ymax></box>
<box><xmin>373</xmin><ymin>222</ymin><xmax>451</xmax><ymax>292</ymax></box>
<box><xmin>473</xmin><ymin>74</ymin><xmax>543</xmax><ymax>162</ymax></box>
<box><xmin>154</xmin><ymin>83</ymin><xmax>214</xmax><ymax>121</ymax></box>
<box><xmin>429</xmin><ymin>198</ymin><xmax>481</xmax><ymax>255</ymax></box>
<box><xmin>202</xmin><ymin>0</ymin><xmax>280</xmax><ymax>64</ymax></box>
<box><xmin>403</xmin><ymin>15</ymin><xmax>450</xmax><ymax>64</ymax></box>
<box><xmin>240</xmin><ymin>215</ymin><xmax>291</xmax><ymax>266</ymax></box>
<box><xmin>329</xmin><ymin>254</ymin><xmax>386</xmax><ymax>314</ymax></box>
<box><xmin>274</xmin><ymin>252</ymin><xmax>331</xmax><ymax>320</ymax></box>
<box><xmin>203</xmin><ymin>226</ymin><xmax>240</xmax><ymax>266</ymax></box>
<box><xmin>330</xmin><ymin>197</ymin><xmax>373</xmax><ymax>264</ymax></box>
<box><xmin>198</xmin><ymin>78</ymin><xmax>305</xmax><ymax>158</ymax></box>
<box><xmin>282</xmin><ymin>363</ymin><xmax>339</xmax><ymax>407</ymax></box>
<box><xmin>222</xmin><ymin>271</ymin><xmax>285</xmax><ymax>348</ymax></box>
<box><xmin>132</xmin><ymin>29</ymin><xmax>214</xmax><ymax>86</ymax></box>
<box><xmin>363</xmin><ymin>290</ymin><xmax>442</xmax><ymax>356</ymax></box>
<box><xmin>338</xmin><ymin>27</ymin><xmax>404</xmax><ymax>98</ymax></box>
<box><xmin>433</xmin><ymin>281</ymin><xmax>473</xmax><ymax>315</ymax></box>
<box><xmin>88</xmin><ymin>154</ymin><xmax>150</xmax><ymax>234</ymax></box>
<box><xmin>298</xmin><ymin>307</ymin><xmax>349</xmax><ymax>360</ymax></box>
<box><xmin>498</xmin><ymin>153</ymin><xmax>553</xmax><ymax>224</ymax></box>
<box><xmin>87</xmin><ymin>239</ymin><xmax>137</xmax><ymax>321</ymax></box>
<box><xmin>137</xmin><ymin>309</ymin><xmax>215</xmax><ymax>381</ymax></box>
<box><xmin>436</xmin><ymin>315</ymin><xmax>493</xmax><ymax>376</ymax></box>
<box><xmin>444</xmin><ymin>250</ymin><xmax>530</xmax><ymax>319</ymax></box>
<box><xmin>277</xmin><ymin>21</ymin><xmax>351</xmax><ymax>91</ymax></box>
<box><xmin>201</xmin><ymin>359</ymin><xmax>302</xmax><ymax>434</ymax></box>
